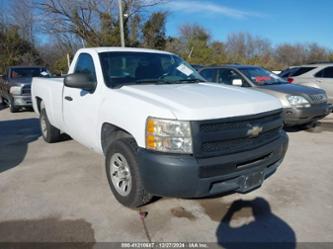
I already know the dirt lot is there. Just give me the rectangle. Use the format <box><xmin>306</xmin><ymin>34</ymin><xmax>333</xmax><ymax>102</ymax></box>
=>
<box><xmin>0</xmin><ymin>104</ymin><xmax>333</xmax><ymax>247</ymax></box>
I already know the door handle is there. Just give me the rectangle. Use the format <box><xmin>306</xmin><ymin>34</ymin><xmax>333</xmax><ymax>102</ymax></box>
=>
<box><xmin>64</xmin><ymin>96</ymin><xmax>73</xmax><ymax>101</ymax></box>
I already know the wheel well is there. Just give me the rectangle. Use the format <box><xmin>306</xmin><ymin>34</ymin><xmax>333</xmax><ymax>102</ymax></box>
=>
<box><xmin>101</xmin><ymin>123</ymin><xmax>134</xmax><ymax>155</ymax></box>
<box><xmin>36</xmin><ymin>97</ymin><xmax>43</xmax><ymax>113</ymax></box>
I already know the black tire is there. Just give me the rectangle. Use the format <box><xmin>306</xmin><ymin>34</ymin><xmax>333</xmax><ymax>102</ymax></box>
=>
<box><xmin>40</xmin><ymin>108</ymin><xmax>61</xmax><ymax>143</ymax></box>
<box><xmin>106</xmin><ymin>138</ymin><xmax>152</xmax><ymax>208</ymax></box>
<box><xmin>9</xmin><ymin>98</ymin><xmax>19</xmax><ymax>113</ymax></box>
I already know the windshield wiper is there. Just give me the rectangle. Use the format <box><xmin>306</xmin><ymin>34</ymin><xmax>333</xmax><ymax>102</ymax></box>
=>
<box><xmin>175</xmin><ymin>78</ymin><xmax>202</xmax><ymax>83</ymax></box>
<box><xmin>135</xmin><ymin>79</ymin><xmax>168</xmax><ymax>84</ymax></box>
<box><xmin>116</xmin><ymin>78</ymin><xmax>203</xmax><ymax>87</ymax></box>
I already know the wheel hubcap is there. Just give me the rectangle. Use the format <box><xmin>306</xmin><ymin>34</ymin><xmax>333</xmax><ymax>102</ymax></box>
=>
<box><xmin>40</xmin><ymin>115</ymin><xmax>47</xmax><ymax>137</ymax></box>
<box><xmin>110</xmin><ymin>153</ymin><xmax>132</xmax><ymax>196</ymax></box>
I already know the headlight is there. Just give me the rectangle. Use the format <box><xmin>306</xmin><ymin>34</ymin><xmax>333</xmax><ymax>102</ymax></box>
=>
<box><xmin>10</xmin><ymin>86</ymin><xmax>22</xmax><ymax>95</ymax></box>
<box><xmin>287</xmin><ymin>95</ymin><xmax>310</xmax><ymax>108</ymax></box>
<box><xmin>146</xmin><ymin>117</ymin><xmax>192</xmax><ymax>154</ymax></box>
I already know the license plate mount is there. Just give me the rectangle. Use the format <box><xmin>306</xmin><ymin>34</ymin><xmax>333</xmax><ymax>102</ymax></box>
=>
<box><xmin>239</xmin><ymin>171</ymin><xmax>265</xmax><ymax>192</ymax></box>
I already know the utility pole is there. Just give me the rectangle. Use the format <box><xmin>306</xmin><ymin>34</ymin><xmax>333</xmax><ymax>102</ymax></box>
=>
<box><xmin>118</xmin><ymin>0</ymin><xmax>125</xmax><ymax>47</ymax></box>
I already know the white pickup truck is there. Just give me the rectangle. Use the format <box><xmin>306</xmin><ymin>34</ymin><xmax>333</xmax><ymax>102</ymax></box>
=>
<box><xmin>32</xmin><ymin>47</ymin><xmax>288</xmax><ymax>207</ymax></box>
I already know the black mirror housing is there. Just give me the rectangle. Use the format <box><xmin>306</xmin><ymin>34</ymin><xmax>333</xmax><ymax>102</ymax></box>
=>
<box><xmin>64</xmin><ymin>73</ymin><xmax>96</xmax><ymax>91</ymax></box>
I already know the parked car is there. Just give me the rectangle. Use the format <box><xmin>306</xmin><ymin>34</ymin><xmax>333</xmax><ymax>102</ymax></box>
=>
<box><xmin>32</xmin><ymin>47</ymin><xmax>288</xmax><ymax>208</ymax></box>
<box><xmin>0</xmin><ymin>66</ymin><xmax>49</xmax><ymax>112</ymax></box>
<box><xmin>199</xmin><ymin>65</ymin><xmax>332</xmax><ymax>127</ymax></box>
<box><xmin>279</xmin><ymin>63</ymin><xmax>333</xmax><ymax>103</ymax></box>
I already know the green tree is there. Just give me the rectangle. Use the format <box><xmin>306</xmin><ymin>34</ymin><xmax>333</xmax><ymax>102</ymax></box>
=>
<box><xmin>142</xmin><ymin>12</ymin><xmax>167</xmax><ymax>49</ymax></box>
<box><xmin>0</xmin><ymin>25</ymin><xmax>42</xmax><ymax>73</ymax></box>
<box><xmin>179</xmin><ymin>24</ymin><xmax>213</xmax><ymax>64</ymax></box>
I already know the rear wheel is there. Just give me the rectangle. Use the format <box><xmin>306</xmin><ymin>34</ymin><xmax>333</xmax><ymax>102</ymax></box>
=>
<box><xmin>106</xmin><ymin>138</ymin><xmax>152</xmax><ymax>208</ymax></box>
<box><xmin>40</xmin><ymin>108</ymin><xmax>61</xmax><ymax>143</ymax></box>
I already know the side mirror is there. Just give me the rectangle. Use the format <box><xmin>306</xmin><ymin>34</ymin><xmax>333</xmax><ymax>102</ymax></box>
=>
<box><xmin>232</xmin><ymin>79</ymin><xmax>243</xmax><ymax>87</ymax></box>
<box><xmin>64</xmin><ymin>73</ymin><xmax>96</xmax><ymax>91</ymax></box>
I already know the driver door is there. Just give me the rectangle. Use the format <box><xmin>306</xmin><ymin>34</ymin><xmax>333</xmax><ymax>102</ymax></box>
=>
<box><xmin>63</xmin><ymin>53</ymin><xmax>99</xmax><ymax>149</ymax></box>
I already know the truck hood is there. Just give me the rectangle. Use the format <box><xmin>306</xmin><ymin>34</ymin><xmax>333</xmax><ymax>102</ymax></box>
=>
<box><xmin>119</xmin><ymin>83</ymin><xmax>282</xmax><ymax>120</ymax></box>
<box><xmin>8</xmin><ymin>77</ymin><xmax>33</xmax><ymax>86</ymax></box>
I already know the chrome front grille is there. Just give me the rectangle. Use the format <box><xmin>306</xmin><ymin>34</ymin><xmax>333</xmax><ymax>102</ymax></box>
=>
<box><xmin>21</xmin><ymin>85</ymin><xmax>31</xmax><ymax>95</ymax></box>
<box><xmin>310</xmin><ymin>94</ymin><xmax>327</xmax><ymax>104</ymax></box>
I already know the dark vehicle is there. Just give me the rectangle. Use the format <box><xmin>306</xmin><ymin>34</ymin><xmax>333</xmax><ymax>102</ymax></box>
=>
<box><xmin>0</xmin><ymin>66</ymin><xmax>49</xmax><ymax>112</ymax></box>
<box><xmin>199</xmin><ymin>65</ymin><xmax>332</xmax><ymax>127</ymax></box>
<box><xmin>191</xmin><ymin>64</ymin><xmax>203</xmax><ymax>71</ymax></box>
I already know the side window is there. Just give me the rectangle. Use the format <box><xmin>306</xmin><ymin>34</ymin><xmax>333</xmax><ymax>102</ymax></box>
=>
<box><xmin>200</xmin><ymin>69</ymin><xmax>217</xmax><ymax>82</ymax></box>
<box><xmin>218</xmin><ymin>69</ymin><xmax>245</xmax><ymax>86</ymax></box>
<box><xmin>74</xmin><ymin>53</ymin><xmax>97</xmax><ymax>82</ymax></box>
<box><xmin>315</xmin><ymin>67</ymin><xmax>333</xmax><ymax>78</ymax></box>
<box><xmin>291</xmin><ymin>67</ymin><xmax>316</xmax><ymax>77</ymax></box>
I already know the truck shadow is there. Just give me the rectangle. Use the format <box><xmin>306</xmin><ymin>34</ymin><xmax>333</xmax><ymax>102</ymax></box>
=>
<box><xmin>0</xmin><ymin>103</ymin><xmax>33</xmax><ymax>112</ymax></box>
<box><xmin>0</xmin><ymin>103</ymin><xmax>7</xmax><ymax>111</ymax></box>
<box><xmin>216</xmin><ymin>198</ymin><xmax>296</xmax><ymax>249</ymax></box>
<box><xmin>306</xmin><ymin>122</ymin><xmax>333</xmax><ymax>133</ymax></box>
<box><xmin>285</xmin><ymin>122</ymin><xmax>333</xmax><ymax>133</ymax></box>
<box><xmin>0</xmin><ymin>118</ymin><xmax>41</xmax><ymax>173</ymax></box>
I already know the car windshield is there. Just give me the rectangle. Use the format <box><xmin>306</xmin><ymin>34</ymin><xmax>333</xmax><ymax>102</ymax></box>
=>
<box><xmin>239</xmin><ymin>67</ymin><xmax>288</xmax><ymax>85</ymax></box>
<box><xmin>10</xmin><ymin>67</ymin><xmax>49</xmax><ymax>78</ymax></box>
<box><xmin>99</xmin><ymin>52</ymin><xmax>205</xmax><ymax>88</ymax></box>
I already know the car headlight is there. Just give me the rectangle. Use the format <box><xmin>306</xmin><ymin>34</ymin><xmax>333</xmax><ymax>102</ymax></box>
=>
<box><xmin>287</xmin><ymin>95</ymin><xmax>310</xmax><ymax>108</ymax></box>
<box><xmin>10</xmin><ymin>86</ymin><xmax>22</xmax><ymax>95</ymax></box>
<box><xmin>146</xmin><ymin>117</ymin><xmax>192</xmax><ymax>154</ymax></box>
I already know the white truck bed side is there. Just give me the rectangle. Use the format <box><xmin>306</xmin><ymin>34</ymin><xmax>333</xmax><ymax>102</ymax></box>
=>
<box><xmin>31</xmin><ymin>77</ymin><xmax>65</xmax><ymax>131</ymax></box>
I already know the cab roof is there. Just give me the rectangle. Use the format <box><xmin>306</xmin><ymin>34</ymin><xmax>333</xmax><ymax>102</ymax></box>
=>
<box><xmin>77</xmin><ymin>47</ymin><xmax>174</xmax><ymax>55</ymax></box>
<box><xmin>200</xmin><ymin>64</ymin><xmax>261</xmax><ymax>69</ymax></box>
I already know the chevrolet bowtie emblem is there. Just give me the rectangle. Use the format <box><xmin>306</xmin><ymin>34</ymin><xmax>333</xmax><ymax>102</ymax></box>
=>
<box><xmin>247</xmin><ymin>126</ymin><xmax>263</xmax><ymax>138</ymax></box>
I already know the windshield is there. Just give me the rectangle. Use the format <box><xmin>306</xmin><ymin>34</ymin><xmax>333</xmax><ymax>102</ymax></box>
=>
<box><xmin>10</xmin><ymin>67</ymin><xmax>49</xmax><ymax>79</ymax></box>
<box><xmin>99</xmin><ymin>52</ymin><xmax>205</xmax><ymax>88</ymax></box>
<box><xmin>239</xmin><ymin>67</ymin><xmax>288</xmax><ymax>85</ymax></box>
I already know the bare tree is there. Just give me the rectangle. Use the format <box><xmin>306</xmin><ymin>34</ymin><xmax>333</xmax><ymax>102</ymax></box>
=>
<box><xmin>306</xmin><ymin>43</ymin><xmax>330</xmax><ymax>63</ymax></box>
<box><xmin>9</xmin><ymin>0</ymin><xmax>35</xmax><ymax>43</ymax></box>
<box><xmin>274</xmin><ymin>43</ymin><xmax>307</xmax><ymax>67</ymax></box>
<box><xmin>225</xmin><ymin>32</ymin><xmax>272</xmax><ymax>65</ymax></box>
<box><xmin>37</xmin><ymin>0</ymin><xmax>168</xmax><ymax>47</ymax></box>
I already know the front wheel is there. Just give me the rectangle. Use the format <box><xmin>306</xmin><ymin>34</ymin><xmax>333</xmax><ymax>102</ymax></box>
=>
<box><xmin>9</xmin><ymin>98</ymin><xmax>19</xmax><ymax>113</ymax></box>
<box><xmin>40</xmin><ymin>108</ymin><xmax>61</xmax><ymax>143</ymax></box>
<box><xmin>106</xmin><ymin>138</ymin><xmax>152</xmax><ymax>208</ymax></box>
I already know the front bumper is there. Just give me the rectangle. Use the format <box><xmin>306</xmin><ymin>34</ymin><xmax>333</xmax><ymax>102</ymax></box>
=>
<box><xmin>137</xmin><ymin>133</ymin><xmax>288</xmax><ymax>198</ymax></box>
<box><xmin>283</xmin><ymin>103</ymin><xmax>331</xmax><ymax>126</ymax></box>
<box><xmin>13</xmin><ymin>95</ymin><xmax>32</xmax><ymax>107</ymax></box>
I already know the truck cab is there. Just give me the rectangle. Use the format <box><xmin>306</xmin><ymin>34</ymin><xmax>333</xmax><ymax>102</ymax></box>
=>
<box><xmin>32</xmin><ymin>48</ymin><xmax>288</xmax><ymax>208</ymax></box>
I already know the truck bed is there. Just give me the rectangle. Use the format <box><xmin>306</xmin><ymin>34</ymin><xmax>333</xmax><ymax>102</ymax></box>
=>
<box><xmin>32</xmin><ymin>77</ymin><xmax>65</xmax><ymax>131</ymax></box>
